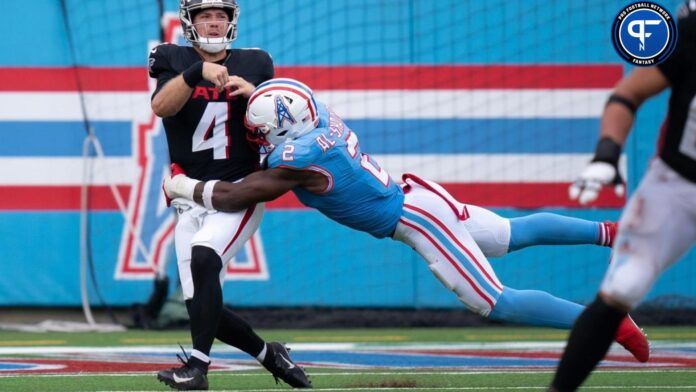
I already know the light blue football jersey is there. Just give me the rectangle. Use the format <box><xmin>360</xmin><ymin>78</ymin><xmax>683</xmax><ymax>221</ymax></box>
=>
<box><xmin>266</xmin><ymin>103</ymin><xmax>404</xmax><ymax>238</ymax></box>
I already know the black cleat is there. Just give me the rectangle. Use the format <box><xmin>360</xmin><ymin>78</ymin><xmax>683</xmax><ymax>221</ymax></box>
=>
<box><xmin>157</xmin><ymin>346</ymin><xmax>209</xmax><ymax>390</ymax></box>
<box><xmin>262</xmin><ymin>342</ymin><xmax>312</xmax><ymax>388</ymax></box>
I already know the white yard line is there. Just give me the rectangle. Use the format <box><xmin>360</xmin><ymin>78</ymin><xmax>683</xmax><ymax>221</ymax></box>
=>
<box><xmin>1</xmin><ymin>368</ymin><xmax>695</xmax><ymax>378</ymax></box>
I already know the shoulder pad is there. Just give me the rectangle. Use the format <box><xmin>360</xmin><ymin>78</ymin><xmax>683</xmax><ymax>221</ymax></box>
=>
<box><xmin>148</xmin><ymin>43</ymin><xmax>179</xmax><ymax>78</ymax></box>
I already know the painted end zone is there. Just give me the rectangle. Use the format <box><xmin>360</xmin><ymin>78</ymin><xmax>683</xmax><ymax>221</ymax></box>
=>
<box><xmin>1</xmin><ymin>343</ymin><xmax>695</xmax><ymax>375</ymax></box>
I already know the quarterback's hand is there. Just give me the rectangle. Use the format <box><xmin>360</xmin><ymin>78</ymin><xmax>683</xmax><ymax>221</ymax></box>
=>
<box><xmin>202</xmin><ymin>62</ymin><xmax>230</xmax><ymax>90</ymax></box>
<box><xmin>569</xmin><ymin>161</ymin><xmax>625</xmax><ymax>205</ymax></box>
<box><xmin>163</xmin><ymin>163</ymin><xmax>199</xmax><ymax>203</ymax></box>
<box><xmin>223</xmin><ymin>75</ymin><xmax>255</xmax><ymax>98</ymax></box>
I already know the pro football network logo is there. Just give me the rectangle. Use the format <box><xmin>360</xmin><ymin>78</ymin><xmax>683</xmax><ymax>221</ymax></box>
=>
<box><xmin>611</xmin><ymin>2</ymin><xmax>678</xmax><ymax>66</ymax></box>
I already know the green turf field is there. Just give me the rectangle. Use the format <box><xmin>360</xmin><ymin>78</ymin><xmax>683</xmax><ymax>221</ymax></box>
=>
<box><xmin>0</xmin><ymin>326</ymin><xmax>694</xmax><ymax>391</ymax></box>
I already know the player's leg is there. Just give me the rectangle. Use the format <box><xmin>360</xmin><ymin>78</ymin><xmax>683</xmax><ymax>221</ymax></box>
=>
<box><xmin>394</xmin><ymin>180</ymin><xmax>647</xmax><ymax>358</ymax></box>
<box><xmin>158</xmin><ymin>201</ymin><xmax>265</xmax><ymax>391</ymax></box>
<box><xmin>195</xmin><ymin>204</ymin><xmax>311</xmax><ymax>388</ymax></box>
<box><xmin>183</xmin><ymin>204</ymin><xmax>264</xmax><ymax>373</ymax></box>
<box><xmin>395</xmin><ymin>183</ymin><xmax>583</xmax><ymax>326</ymax></box>
<box><xmin>464</xmin><ymin>204</ymin><xmax>616</xmax><ymax>258</ymax></box>
<box><xmin>551</xmin><ymin>160</ymin><xmax>696</xmax><ymax>391</ymax></box>
<box><xmin>509</xmin><ymin>213</ymin><xmax>615</xmax><ymax>250</ymax></box>
<box><xmin>158</xmin><ymin>200</ymin><xmax>210</xmax><ymax>390</ymax></box>
<box><xmin>393</xmin><ymin>200</ymin><xmax>502</xmax><ymax>318</ymax></box>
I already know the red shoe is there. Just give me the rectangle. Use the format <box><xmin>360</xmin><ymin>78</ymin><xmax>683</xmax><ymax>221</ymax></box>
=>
<box><xmin>599</xmin><ymin>221</ymin><xmax>618</xmax><ymax>247</ymax></box>
<box><xmin>615</xmin><ymin>315</ymin><xmax>649</xmax><ymax>362</ymax></box>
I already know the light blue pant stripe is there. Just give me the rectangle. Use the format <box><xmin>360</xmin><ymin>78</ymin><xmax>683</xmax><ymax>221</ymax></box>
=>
<box><xmin>402</xmin><ymin>210</ymin><xmax>501</xmax><ymax>300</ymax></box>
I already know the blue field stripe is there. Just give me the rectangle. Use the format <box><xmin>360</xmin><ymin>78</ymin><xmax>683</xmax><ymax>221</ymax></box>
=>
<box><xmin>0</xmin><ymin>121</ymin><xmax>132</xmax><ymax>156</ymax></box>
<box><xmin>346</xmin><ymin>119</ymin><xmax>599</xmax><ymax>153</ymax></box>
<box><xmin>1</xmin><ymin>118</ymin><xmax>597</xmax><ymax>156</ymax></box>
<box><xmin>402</xmin><ymin>209</ymin><xmax>502</xmax><ymax>301</ymax></box>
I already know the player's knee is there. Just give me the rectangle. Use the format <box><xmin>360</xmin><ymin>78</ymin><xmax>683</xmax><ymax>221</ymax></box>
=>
<box><xmin>428</xmin><ymin>259</ymin><xmax>492</xmax><ymax>317</ymax></box>
<box><xmin>462</xmin><ymin>297</ymin><xmax>493</xmax><ymax>317</ymax></box>
<box><xmin>601</xmin><ymin>254</ymin><xmax>657</xmax><ymax>310</ymax></box>
<box><xmin>190</xmin><ymin>245</ymin><xmax>223</xmax><ymax>283</ymax></box>
<box><xmin>600</xmin><ymin>283</ymin><xmax>643</xmax><ymax>311</ymax></box>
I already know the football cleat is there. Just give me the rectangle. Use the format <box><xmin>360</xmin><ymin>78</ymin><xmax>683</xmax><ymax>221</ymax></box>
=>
<box><xmin>157</xmin><ymin>346</ymin><xmax>209</xmax><ymax>390</ymax></box>
<box><xmin>615</xmin><ymin>315</ymin><xmax>650</xmax><ymax>362</ymax></box>
<box><xmin>262</xmin><ymin>342</ymin><xmax>312</xmax><ymax>388</ymax></box>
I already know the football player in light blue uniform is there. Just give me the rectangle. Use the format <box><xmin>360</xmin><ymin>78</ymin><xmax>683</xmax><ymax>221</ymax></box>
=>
<box><xmin>165</xmin><ymin>78</ymin><xmax>648</xmax><ymax>362</ymax></box>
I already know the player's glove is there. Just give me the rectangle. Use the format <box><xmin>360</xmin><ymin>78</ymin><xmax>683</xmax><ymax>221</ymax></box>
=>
<box><xmin>569</xmin><ymin>137</ymin><xmax>625</xmax><ymax>205</ymax></box>
<box><xmin>163</xmin><ymin>163</ymin><xmax>199</xmax><ymax>204</ymax></box>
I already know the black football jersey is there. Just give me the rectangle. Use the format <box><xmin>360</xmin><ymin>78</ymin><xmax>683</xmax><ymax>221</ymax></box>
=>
<box><xmin>656</xmin><ymin>12</ymin><xmax>696</xmax><ymax>183</ymax></box>
<box><xmin>148</xmin><ymin>44</ymin><xmax>274</xmax><ymax>182</ymax></box>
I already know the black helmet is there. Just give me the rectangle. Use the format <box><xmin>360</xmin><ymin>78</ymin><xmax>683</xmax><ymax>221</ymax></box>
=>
<box><xmin>179</xmin><ymin>0</ymin><xmax>239</xmax><ymax>52</ymax></box>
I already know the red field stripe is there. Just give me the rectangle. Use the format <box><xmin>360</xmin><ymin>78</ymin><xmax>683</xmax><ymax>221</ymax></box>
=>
<box><xmin>0</xmin><ymin>358</ymin><xmax>232</xmax><ymax>374</ymax></box>
<box><xmin>0</xmin><ymin>65</ymin><xmax>622</xmax><ymax>92</ymax></box>
<box><xmin>0</xmin><ymin>67</ymin><xmax>149</xmax><ymax>92</ymax></box>
<box><xmin>276</xmin><ymin>65</ymin><xmax>624</xmax><ymax>89</ymax></box>
<box><xmin>442</xmin><ymin>182</ymin><xmax>625</xmax><ymax>208</ymax></box>
<box><xmin>0</xmin><ymin>186</ymin><xmax>131</xmax><ymax>210</ymax></box>
<box><xmin>267</xmin><ymin>182</ymin><xmax>625</xmax><ymax>209</ymax></box>
<box><xmin>0</xmin><ymin>183</ymin><xmax>624</xmax><ymax>210</ymax></box>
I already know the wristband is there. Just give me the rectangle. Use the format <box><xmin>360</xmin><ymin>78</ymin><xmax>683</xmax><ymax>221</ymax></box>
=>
<box><xmin>182</xmin><ymin>61</ymin><xmax>204</xmax><ymax>88</ymax></box>
<box><xmin>202</xmin><ymin>180</ymin><xmax>219</xmax><ymax>211</ymax></box>
<box><xmin>606</xmin><ymin>94</ymin><xmax>637</xmax><ymax>115</ymax></box>
<box><xmin>592</xmin><ymin>137</ymin><xmax>622</xmax><ymax>165</ymax></box>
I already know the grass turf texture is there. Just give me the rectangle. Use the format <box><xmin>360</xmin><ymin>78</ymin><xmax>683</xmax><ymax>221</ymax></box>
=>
<box><xmin>0</xmin><ymin>326</ymin><xmax>694</xmax><ymax>391</ymax></box>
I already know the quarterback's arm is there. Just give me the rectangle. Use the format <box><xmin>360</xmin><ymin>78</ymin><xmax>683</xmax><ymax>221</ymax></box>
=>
<box><xmin>152</xmin><ymin>62</ymin><xmax>234</xmax><ymax>117</ymax></box>
<box><xmin>600</xmin><ymin>66</ymin><xmax>670</xmax><ymax>146</ymax></box>
<box><xmin>151</xmin><ymin>75</ymin><xmax>194</xmax><ymax>117</ymax></box>
<box><xmin>193</xmin><ymin>168</ymin><xmax>305</xmax><ymax>212</ymax></box>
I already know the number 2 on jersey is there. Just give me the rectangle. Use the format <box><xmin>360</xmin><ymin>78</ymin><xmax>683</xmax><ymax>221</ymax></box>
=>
<box><xmin>345</xmin><ymin>131</ymin><xmax>390</xmax><ymax>186</ymax></box>
<box><xmin>192</xmin><ymin>102</ymin><xmax>230</xmax><ymax>159</ymax></box>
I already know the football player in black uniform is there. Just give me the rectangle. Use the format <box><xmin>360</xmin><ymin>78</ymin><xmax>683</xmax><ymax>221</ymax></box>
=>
<box><xmin>149</xmin><ymin>0</ymin><xmax>311</xmax><ymax>389</ymax></box>
<box><xmin>551</xmin><ymin>2</ymin><xmax>696</xmax><ymax>390</ymax></box>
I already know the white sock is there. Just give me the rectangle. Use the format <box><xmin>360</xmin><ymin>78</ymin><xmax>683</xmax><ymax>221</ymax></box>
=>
<box><xmin>256</xmin><ymin>343</ymin><xmax>268</xmax><ymax>363</ymax></box>
<box><xmin>191</xmin><ymin>349</ymin><xmax>210</xmax><ymax>364</ymax></box>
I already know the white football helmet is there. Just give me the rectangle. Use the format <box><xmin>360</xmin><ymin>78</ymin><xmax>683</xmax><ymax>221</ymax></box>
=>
<box><xmin>179</xmin><ymin>0</ymin><xmax>239</xmax><ymax>53</ymax></box>
<box><xmin>245</xmin><ymin>78</ymin><xmax>320</xmax><ymax>148</ymax></box>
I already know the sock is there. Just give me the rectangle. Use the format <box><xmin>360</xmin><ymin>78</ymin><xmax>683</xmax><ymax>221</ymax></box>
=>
<box><xmin>509</xmin><ymin>213</ymin><xmax>601</xmax><ymax>252</ymax></box>
<box><xmin>261</xmin><ymin>343</ymin><xmax>279</xmax><ymax>368</ymax></box>
<box><xmin>187</xmin><ymin>355</ymin><xmax>210</xmax><ymax>373</ymax></box>
<box><xmin>551</xmin><ymin>296</ymin><xmax>627</xmax><ymax>391</ymax></box>
<box><xmin>216</xmin><ymin>306</ymin><xmax>266</xmax><ymax>357</ymax></box>
<box><xmin>256</xmin><ymin>343</ymin><xmax>268</xmax><ymax>363</ymax></box>
<box><xmin>186</xmin><ymin>246</ymin><xmax>223</xmax><ymax>370</ymax></box>
<box><xmin>489</xmin><ymin>286</ymin><xmax>584</xmax><ymax>329</ymax></box>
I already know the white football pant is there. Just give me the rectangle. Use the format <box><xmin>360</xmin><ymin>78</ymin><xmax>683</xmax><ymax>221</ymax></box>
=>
<box><xmin>392</xmin><ymin>175</ymin><xmax>507</xmax><ymax>316</ymax></box>
<box><xmin>601</xmin><ymin>158</ymin><xmax>696</xmax><ymax>309</ymax></box>
<box><xmin>172</xmin><ymin>198</ymin><xmax>264</xmax><ymax>300</ymax></box>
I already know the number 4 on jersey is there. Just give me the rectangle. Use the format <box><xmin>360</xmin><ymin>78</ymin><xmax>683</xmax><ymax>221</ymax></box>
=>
<box><xmin>192</xmin><ymin>102</ymin><xmax>230</xmax><ymax>159</ymax></box>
